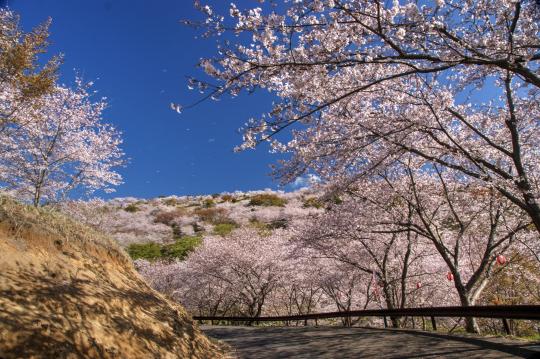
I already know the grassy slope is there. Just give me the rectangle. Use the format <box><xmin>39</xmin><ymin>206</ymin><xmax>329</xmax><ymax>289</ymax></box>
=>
<box><xmin>0</xmin><ymin>197</ymin><xmax>228</xmax><ymax>358</ymax></box>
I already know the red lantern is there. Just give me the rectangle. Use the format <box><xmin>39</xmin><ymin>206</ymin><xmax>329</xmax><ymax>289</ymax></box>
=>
<box><xmin>372</xmin><ymin>285</ymin><xmax>380</xmax><ymax>298</ymax></box>
<box><xmin>496</xmin><ymin>255</ymin><xmax>507</xmax><ymax>265</ymax></box>
<box><xmin>416</xmin><ymin>282</ymin><xmax>422</xmax><ymax>289</ymax></box>
<box><xmin>446</xmin><ymin>272</ymin><xmax>454</xmax><ymax>281</ymax></box>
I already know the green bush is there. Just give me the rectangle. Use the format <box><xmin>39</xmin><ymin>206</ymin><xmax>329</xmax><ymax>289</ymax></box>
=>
<box><xmin>161</xmin><ymin>235</ymin><xmax>202</xmax><ymax>260</ymax></box>
<box><xmin>127</xmin><ymin>242</ymin><xmax>162</xmax><ymax>260</ymax></box>
<box><xmin>213</xmin><ymin>223</ymin><xmax>238</xmax><ymax>236</ymax></box>
<box><xmin>124</xmin><ymin>203</ymin><xmax>140</xmax><ymax>213</ymax></box>
<box><xmin>202</xmin><ymin>199</ymin><xmax>215</xmax><ymax>208</ymax></box>
<box><xmin>127</xmin><ymin>236</ymin><xmax>202</xmax><ymax>261</ymax></box>
<box><xmin>248</xmin><ymin>194</ymin><xmax>287</xmax><ymax>207</ymax></box>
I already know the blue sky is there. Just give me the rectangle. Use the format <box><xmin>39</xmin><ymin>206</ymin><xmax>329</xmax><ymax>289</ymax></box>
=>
<box><xmin>8</xmin><ymin>0</ymin><xmax>290</xmax><ymax>198</ymax></box>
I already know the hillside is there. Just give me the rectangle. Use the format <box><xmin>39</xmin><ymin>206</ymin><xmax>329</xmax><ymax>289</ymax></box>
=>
<box><xmin>0</xmin><ymin>197</ymin><xmax>228</xmax><ymax>358</ymax></box>
<box><xmin>61</xmin><ymin>189</ymin><xmax>323</xmax><ymax>261</ymax></box>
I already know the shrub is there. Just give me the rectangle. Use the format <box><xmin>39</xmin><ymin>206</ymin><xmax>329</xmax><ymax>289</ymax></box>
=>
<box><xmin>302</xmin><ymin>197</ymin><xmax>324</xmax><ymax>209</ymax></box>
<box><xmin>162</xmin><ymin>198</ymin><xmax>178</xmax><ymax>206</ymax></box>
<box><xmin>248</xmin><ymin>194</ymin><xmax>287</xmax><ymax>207</ymax></box>
<box><xmin>191</xmin><ymin>222</ymin><xmax>205</xmax><ymax>233</ymax></box>
<box><xmin>161</xmin><ymin>236</ymin><xmax>202</xmax><ymax>260</ymax></box>
<box><xmin>172</xmin><ymin>224</ymin><xmax>183</xmax><ymax>239</ymax></box>
<box><xmin>124</xmin><ymin>203</ymin><xmax>140</xmax><ymax>213</ymax></box>
<box><xmin>248</xmin><ymin>217</ymin><xmax>272</xmax><ymax>235</ymax></box>
<box><xmin>194</xmin><ymin>207</ymin><xmax>228</xmax><ymax>223</ymax></box>
<box><xmin>267</xmin><ymin>218</ymin><xmax>288</xmax><ymax>229</ymax></box>
<box><xmin>202</xmin><ymin>199</ymin><xmax>215</xmax><ymax>208</ymax></box>
<box><xmin>153</xmin><ymin>209</ymin><xmax>185</xmax><ymax>226</ymax></box>
<box><xmin>127</xmin><ymin>242</ymin><xmax>162</xmax><ymax>260</ymax></box>
<box><xmin>213</xmin><ymin>223</ymin><xmax>238</xmax><ymax>237</ymax></box>
<box><xmin>221</xmin><ymin>194</ymin><xmax>234</xmax><ymax>202</ymax></box>
<box><xmin>127</xmin><ymin>236</ymin><xmax>202</xmax><ymax>261</ymax></box>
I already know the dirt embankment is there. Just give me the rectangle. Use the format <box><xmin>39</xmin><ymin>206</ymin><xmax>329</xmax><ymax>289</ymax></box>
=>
<box><xmin>0</xmin><ymin>197</ymin><xmax>228</xmax><ymax>358</ymax></box>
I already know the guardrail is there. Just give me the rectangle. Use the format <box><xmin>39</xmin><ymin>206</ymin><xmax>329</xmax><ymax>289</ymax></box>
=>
<box><xmin>193</xmin><ymin>305</ymin><xmax>540</xmax><ymax>335</ymax></box>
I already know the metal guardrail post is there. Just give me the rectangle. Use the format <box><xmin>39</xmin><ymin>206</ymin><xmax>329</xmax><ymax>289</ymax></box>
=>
<box><xmin>502</xmin><ymin>318</ymin><xmax>511</xmax><ymax>335</ymax></box>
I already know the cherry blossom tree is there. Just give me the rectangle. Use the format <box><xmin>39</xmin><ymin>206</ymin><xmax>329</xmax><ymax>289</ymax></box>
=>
<box><xmin>176</xmin><ymin>228</ymin><xmax>291</xmax><ymax>320</ymax></box>
<box><xmin>0</xmin><ymin>81</ymin><xmax>125</xmax><ymax>206</ymax></box>
<box><xmin>135</xmin><ymin>258</ymin><xmax>238</xmax><ymax>321</ymax></box>
<box><xmin>188</xmin><ymin>0</ymin><xmax>540</xmax><ymax>234</ymax></box>
<box><xmin>293</xmin><ymin>189</ymin><xmax>437</xmax><ymax>328</ymax></box>
<box><xmin>137</xmin><ymin>224</ymin><xmax>382</xmax><ymax>324</ymax></box>
<box><xmin>316</xmin><ymin>258</ymin><xmax>373</xmax><ymax>326</ymax></box>
<box><xmin>362</xmin><ymin>165</ymin><xmax>534</xmax><ymax>333</ymax></box>
<box><xmin>125</xmin><ymin>182</ymin><xmax>536</xmax><ymax>333</ymax></box>
<box><xmin>268</xmin><ymin>252</ymin><xmax>325</xmax><ymax>323</ymax></box>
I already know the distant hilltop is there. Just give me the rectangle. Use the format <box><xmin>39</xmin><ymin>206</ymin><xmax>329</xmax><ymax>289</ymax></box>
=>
<box><xmin>60</xmin><ymin>189</ymin><xmax>326</xmax><ymax>261</ymax></box>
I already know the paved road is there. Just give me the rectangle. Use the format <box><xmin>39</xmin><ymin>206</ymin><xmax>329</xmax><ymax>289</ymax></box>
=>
<box><xmin>201</xmin><ymin>325</ymin><xmax>540</xmax><ymax>358</ymax></box>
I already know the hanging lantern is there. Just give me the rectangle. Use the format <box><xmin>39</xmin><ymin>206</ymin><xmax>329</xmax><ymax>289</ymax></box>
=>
<box><xmin>416</xmin><ymin>282</ymin><xmax>422</xmax><ymax>289</ymax></box>
<box><xmin>372</xmin><ymin>284</ymin><xmax>380</xmax><ymax>298</ymax></box>
<box><xmin>496</xmin><ymin>255</ymin><xmax>507</xmax><ymax>265</ymax></box>
<box><xmin>446</xmin><ymin>272</ymin><xmax>454</xmax><ymax>281</ymax></box>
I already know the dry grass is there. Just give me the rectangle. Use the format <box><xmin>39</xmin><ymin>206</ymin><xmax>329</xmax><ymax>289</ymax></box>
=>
<box><xmin>153</xmin><ymin>208</ymin><xmax>187</xmax><ymax>226</ymax></box>
<box><xmin>0</xmin><ymin>196</ymin><xmax>229</xmax><ymax>358</ymax></box>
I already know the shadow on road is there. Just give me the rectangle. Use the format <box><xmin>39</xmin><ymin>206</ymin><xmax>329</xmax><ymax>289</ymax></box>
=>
<box><xmin>201</xmin><ymin>325</ymin><xmax>540</xmax><ymax>359</ymax></box>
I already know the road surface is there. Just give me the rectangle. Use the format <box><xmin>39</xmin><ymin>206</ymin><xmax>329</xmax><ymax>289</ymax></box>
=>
<box><xmin>201</xmin><ymin>325</ymin><xmax>540</xmax><ymax>358</ymax></box>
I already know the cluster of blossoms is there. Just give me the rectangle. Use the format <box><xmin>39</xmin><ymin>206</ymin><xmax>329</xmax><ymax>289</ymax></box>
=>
<box><xmin>136</xmin><ymin>227</ymin><xmax>381</xmax><ymax>324</ymax></box>
<box><xmin>0</xmin><ymin>82</ymin><xmax>124</xmax><ymax>205</ymax></box>
<box><xmin>187</xmin><ymin>0</ymin><xmax>540</xmax><ymax>234</ymax></box>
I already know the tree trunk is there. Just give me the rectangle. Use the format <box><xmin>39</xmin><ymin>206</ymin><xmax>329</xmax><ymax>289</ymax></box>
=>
<box><xmin>458</xmin><ymin>293</ymin><xmax>480</xmax><ymax>334</ymax></box>
<box><xmin>382</xmin><ymin>286</ymin><xmax>400</xmax><ymax>328</ymax></box>
<box><xmin>33</xmin><ymin>189</ymin><xmax>41</xmax><ymax>207</ymax></box>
